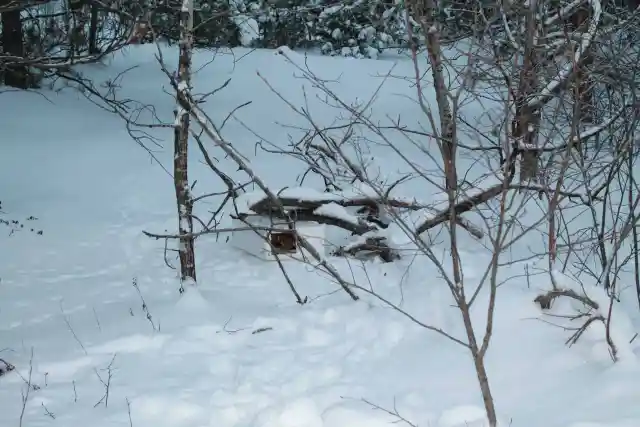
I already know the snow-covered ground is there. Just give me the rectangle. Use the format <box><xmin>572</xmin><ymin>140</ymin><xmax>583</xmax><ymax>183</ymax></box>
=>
<box><xmin>1</xmin><ymin>44</ymin><xmax>640</xmax><ymax>427</ymax></box>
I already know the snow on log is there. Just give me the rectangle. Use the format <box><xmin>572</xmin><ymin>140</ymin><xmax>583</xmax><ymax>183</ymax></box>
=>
<box><xmin>234</xmin><ymin>187</ymin><xmax>406</xmax><ymax>261</ymax></box>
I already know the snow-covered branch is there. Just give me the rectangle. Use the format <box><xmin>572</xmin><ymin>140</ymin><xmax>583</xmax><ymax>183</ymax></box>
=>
<box><xmin>526</xmin><ymin>0</ymin><xmax>602</xmax><ymax>109</ymax></box>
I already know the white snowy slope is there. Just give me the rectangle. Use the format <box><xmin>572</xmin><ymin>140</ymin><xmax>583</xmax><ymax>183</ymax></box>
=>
<box><xmin>1</xmin><ymin>44</ymin><xmax>639</xmax><ymax>427</ymax></box>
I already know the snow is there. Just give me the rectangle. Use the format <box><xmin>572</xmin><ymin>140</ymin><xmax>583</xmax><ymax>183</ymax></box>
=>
<box><xmin>232</xmin><ymin>15</ymin><xmax>260</xmax><ymax>47</ymax></box>
<box><xmin>1</xmin><ymin>42</ymin><xmax>640</xmax><ymax>427</ymax></box>
<box><xmin>313</xmin><ymin>202</ymin><xmax>360</xmax><ymax>226</ymax></box>
<box><xmin>277</xmin><ymin>187</ymin><xmax>340</xmax><ymax>203</ymax></box>
<box><xmin>234</xmin><ymin>187</ymin><xmax>342</xmax><ymax>214</ymax></box>
<box><xmin>229</xmin><ymin>214</ymin><xmax>328</xmax><ymax>260</ymax></box>
<box><xmin>235</xmin><ymin>185</ymin><xmax>385</xmax><ymax>215</ymax></box>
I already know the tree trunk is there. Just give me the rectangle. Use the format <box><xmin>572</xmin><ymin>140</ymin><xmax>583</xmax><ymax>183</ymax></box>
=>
<box><xmin>514</xmin><ymin>0</ymin><xmax>541</xmax><ymax>184</ymax></box>
<box><xmin>459</xmin><ymin>300</ymin><xmax>498</xmax><ymax>427</ymax></box>
<box><xmin>68</xmin><ymin>0</ymin><xmax>85</xmax><ymax>57</ymax></box>
<box><xmin>174</xmin><ymin>0</ymin><xmax>197</xmax><ymax>290</ymax></box>
<box><xmin>471</xmin><ymin>351</ymin><xmax>498</xmax><ymax>427</ymax></box>
<box><xmin>1</xmin><ymin>5</ymin><xmax>28</xmax><ymax>88</ymax></box>
<box><xmin>88</xmin><ymin>3</ymin><xmax>99</xmax><ymax>54</ymax></box>
<box><xmin>571</xmin><ymin>7</ymin><xmax>594</xmax><ymax>124</ymax></box>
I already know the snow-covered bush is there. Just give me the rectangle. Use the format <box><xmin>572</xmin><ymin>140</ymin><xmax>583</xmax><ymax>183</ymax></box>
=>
<box><xmin>131</xmin><ymin>0</ymin><xmax>242</xmax><ymax>47</ymax></box>
<box><xmin>244</xmin><ymin>0</ymin><xmax>422</xmax><ymax>59</ymax></box>
<box><xmin>249</xmin><ymin>0</ymin><xmax>313</xmax><ymax>49</ymax></box>
<box><xmin>195</xmin><ymin>0</ymin><xmax>244</xmax><ymax>47</ymax></box>
<box><xmin>118</xmin><ymin>0</ymin><xmax>476</xmax><ymax>54</ymax></box>
<box><xmin>311</xmin><ymin>0</ymin><xmax>405</xmax><ymax>59</ymax></box>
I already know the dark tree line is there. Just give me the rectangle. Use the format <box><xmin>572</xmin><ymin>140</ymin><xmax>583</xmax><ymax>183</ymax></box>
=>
<box><xmin>0</xmin><ymin>0</ymin><xmax>134</xmax><ymax>88</ymax></box>
<box><xmin>2</xmin><ymin>0</ymin><xmax>639</xmax><ymax>88</ymax></box>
